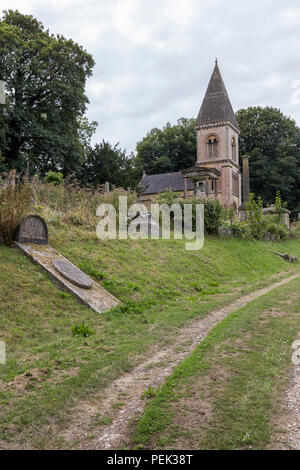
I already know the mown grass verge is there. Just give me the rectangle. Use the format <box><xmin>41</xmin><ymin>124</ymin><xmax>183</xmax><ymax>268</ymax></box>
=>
<box><xmin>131</xmin><ymin>276</ymin><xmax>300</xmax><ymax>450</ymax></box>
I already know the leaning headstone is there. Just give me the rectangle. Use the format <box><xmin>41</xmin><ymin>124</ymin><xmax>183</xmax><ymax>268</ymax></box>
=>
<box><xmin>14</xmin><ymin>214</ymin><xmax>48</xmax><ymax>245</ymax></box>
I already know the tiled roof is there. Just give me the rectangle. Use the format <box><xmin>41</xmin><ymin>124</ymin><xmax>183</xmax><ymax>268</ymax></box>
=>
<box><xmin>139</xmin><ymin>172</ymin><xmax>194</xmax><ymax>195</ymax></box>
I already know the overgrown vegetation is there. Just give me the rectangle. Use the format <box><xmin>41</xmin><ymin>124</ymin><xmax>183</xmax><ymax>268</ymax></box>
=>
<box><xmin>31</xmin><ymin>176</ymin><xmax>138</xmax><ymax>228</ymax></box>
<box><xmin>0</xmin><ymin>176</ymin><xmax>32</xmax><ymax>244</ymax></box>
<box><xmin>155</xmin><ymin>190</ymin><xmax>290</xmax><ymax>239</ymax></box>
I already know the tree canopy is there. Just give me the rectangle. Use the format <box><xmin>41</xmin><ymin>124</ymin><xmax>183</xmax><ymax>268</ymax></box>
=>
<box><xmin>237</xmin><ymin>106</ymin><xmax>300</xmax><ymax>216</ymax></box>
<box><xmin>0</xmin><ymin>10</ymin><xmax>95</xmax><ymax>175</ymax></box>
<box><xmin>77</xmin><ymin>140</ymin><xmax>142</xmax><ymax>190</ymax></box>
<box><xmin>136</xmin><ymin>117</ymin><xmax>196</xmax><ymax>175</ymax></box>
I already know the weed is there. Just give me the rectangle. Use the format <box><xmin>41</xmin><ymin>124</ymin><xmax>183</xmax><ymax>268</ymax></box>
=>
<box><xmin>141</xmin><ymin>385</ymin><xmax>161</xmax><ymax>399</ymax></box>
<box><xmin>72</xmin><ymin>323</ymin><xmax>95</xmax><ymax>338</ymax></box>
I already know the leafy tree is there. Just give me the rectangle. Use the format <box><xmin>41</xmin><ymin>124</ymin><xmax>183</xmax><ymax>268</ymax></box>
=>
<box><xmin>77</xmin><ymin>115</ymin><xmax>98</xmax><ymax>156</ymax></box>
<box><xmin>236</xmin><ymin>106</ymin><xmax>300</xmax><ymax>216</ymax></box>
<box><xmin>45</xmin><ymin>171</ymin><xmax>63</xmax><ymax>185</ymax></box>
<box><xmin>136</xmin><ymin>117</ymin><xmax>196</xmax><ymax>174</ymax></box>
<box><xmin>0</xmin><ymin>10</ymin><xmax>94</xmax><ymax>175</ymax></box>
<box><xmin>77</xmin><ymin>140</ymin><xmax>142</xmax><ymax>189</ymax></box>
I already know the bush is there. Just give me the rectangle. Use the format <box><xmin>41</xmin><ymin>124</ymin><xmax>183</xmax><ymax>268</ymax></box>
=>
<box><xmin>181</xmin><ymin>198</ymin><xmax>225</xmax><ymax>235</ymax></box>
<box><xmin>0</xmin><ymin>178</ymin><xmax>32</xmax><ymax>244</ymax></box>
<box><xmin>245</xmin><ymin>193</ymin><xmax>266</xmax><ymax>240</ymax></box>
<box><xmin>156</xmin><ymin>190</ymin><xmax>181</xmax><ymax>205</ymax></box>
<box><xmin>231</xmin><ymin>221</ymin><xmax>253</xmax><ymax>239</ymax></box>
<box><xmin>265</xmin><ymin>221</ymin><xmax>288</xmax><ymax>241</ymax></box>
<box><xmin>245</xmin><ymin>192</ymin><xmax>290</xmax><ymax>241</ymax></box>
<box><xmin>45</xmin><ymin>171</ymin><xmax>64</xmax><ymax>185</ymax></box>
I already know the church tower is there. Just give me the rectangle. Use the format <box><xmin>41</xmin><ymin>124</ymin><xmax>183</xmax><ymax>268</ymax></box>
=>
<box><xmin>194</xmin><ymin>61</ymin><xmax>241</xmax><ymax>208</ymax></box>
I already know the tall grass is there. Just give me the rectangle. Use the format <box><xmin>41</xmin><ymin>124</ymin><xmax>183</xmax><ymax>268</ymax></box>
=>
<box><xmin>0</xmin><ymin>179</ymin><xmax>32</xmax><ymax>245</ymax></box>
<box><xmin>0</xmin><ymin>172</ymin><xmax>138</xmax><ymax>244</ymax></box>
<box><xmin>32</xmin><ymin>176</ymin><xmax>138</xmax><ymax>227</ymax></box>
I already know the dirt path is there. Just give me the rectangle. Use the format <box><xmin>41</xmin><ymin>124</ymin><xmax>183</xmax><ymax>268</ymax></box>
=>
<box><xmin>56</xmin><ymin>272</ymin><xmax>300</xmax><ymax>450</ymax></box>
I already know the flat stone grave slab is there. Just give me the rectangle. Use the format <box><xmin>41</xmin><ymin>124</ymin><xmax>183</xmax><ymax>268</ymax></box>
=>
<box><xmin>53</xmin><ymin>260</ymin><xmax>93</xmax><ymax>289</ymax></box>
<box><xmin>14</xmin><ymin>243</ymin><xmax>119</xmax><ymax>314</ymax></box>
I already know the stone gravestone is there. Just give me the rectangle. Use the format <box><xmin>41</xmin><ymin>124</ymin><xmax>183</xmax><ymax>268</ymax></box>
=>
<box><xmin>14</xmin><ymin>214</ymin><xmax>48</xmax><ymax>245</ymax></box>
<box><xmin>52</xmin><ymin>260</ymin><xmax>93</xmax><ymax>290</ymax></box>
<box><xmin>14</xmin><ymin>214</ymin><xmax>119</xmax><ymax>313</ymax></box>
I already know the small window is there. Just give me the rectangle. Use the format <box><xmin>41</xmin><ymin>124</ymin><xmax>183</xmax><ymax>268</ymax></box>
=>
<box><xmin>207</xmin><ymin>136</ymin><xmax>218</xmax><ymax>158</ymax></box>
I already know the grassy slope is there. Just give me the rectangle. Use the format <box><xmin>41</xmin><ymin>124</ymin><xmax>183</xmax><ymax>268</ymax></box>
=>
<box><xmin>131</xmin><ymin>277</ymin><xmax>300</xmax><ymax>450</ymax></box>
<box><xmin>0</xmin><ymin>224</ymin><xmax>299</xmax><ymax>448</ymax></box>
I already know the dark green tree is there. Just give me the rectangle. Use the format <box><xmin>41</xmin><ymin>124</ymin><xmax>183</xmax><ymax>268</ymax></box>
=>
<box><xmin>0</xmin><ymin>10</ymin><xmax>94</xmax><ymax>174</ymax></box>
<box><xmin>236</xmin><ymin>106</ymin><xmax>300</xmax><ymax>216</ymax></box>
<box><xmin>77</xmin><ymin>140</ymin><xmax>142</xmax><ymax>190</ymax></box>
<box><xmin>136</xmin><ymin>117</ymin><xmax>196</xmax><ymax>174</ymax></box>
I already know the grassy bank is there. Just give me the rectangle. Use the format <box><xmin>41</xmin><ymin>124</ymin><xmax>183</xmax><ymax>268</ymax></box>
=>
<box><xmin>131</xmin><ymin>276</ymin><xmax>300</xmax><ymax>450</ymax></box>
<box><xmin>0</xmin><ymin>225</ymin><xmax>299</xmax><ymax>448</ymax></box>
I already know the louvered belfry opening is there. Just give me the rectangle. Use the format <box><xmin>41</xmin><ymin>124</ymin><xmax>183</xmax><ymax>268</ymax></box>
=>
<box><xmin>207</xmin><ymin>136</ymin><xmax>218</xmax><ymax>158</ymax></box>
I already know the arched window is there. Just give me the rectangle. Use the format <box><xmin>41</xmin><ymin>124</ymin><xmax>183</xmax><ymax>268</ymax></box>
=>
<box><xmin>207</xmin><ymin>136</ymin><xmax>218</xmax><ymax>158</ymax></box>
<box><xmin>231</xmin><ymin>137</ymin><xmax>237</xmax><ymax>162</ymax></box>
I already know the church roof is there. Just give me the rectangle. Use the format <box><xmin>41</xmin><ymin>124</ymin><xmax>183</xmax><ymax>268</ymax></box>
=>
<box><xmin>139</xmin><ymin>172</ymin><xmax>194</xmax><ymax>195</ymax></box>
<box><xmin>195</xmin><ymin>61</ymin><xmax>240</xmax><ymax>130</ymax></box>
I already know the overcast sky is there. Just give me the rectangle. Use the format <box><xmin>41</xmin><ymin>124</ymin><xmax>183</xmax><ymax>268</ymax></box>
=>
<box><xmin>1</xmin><ymin>0</ymin><xmax>300</xmax><ymax>153</ymax></box>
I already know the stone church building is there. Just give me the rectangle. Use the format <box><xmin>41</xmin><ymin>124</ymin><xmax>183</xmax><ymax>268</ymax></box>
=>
<box><xmin>140</xmin><ymin>61</ymin><xmax>249</xmax><ymax>209</ymax></box>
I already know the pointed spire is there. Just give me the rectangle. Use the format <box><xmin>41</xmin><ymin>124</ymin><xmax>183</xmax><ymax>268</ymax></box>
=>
<box><xmin>195</xmin><ymin>61</ymin><xmax>239</xmax><ymax>130</ymax></box>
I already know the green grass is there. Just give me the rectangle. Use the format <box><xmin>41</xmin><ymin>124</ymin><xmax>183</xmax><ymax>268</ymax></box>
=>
<box><xmin>0</xmin><ymin>225</ymin><xmax>299</xmax><ymax>448</ymax></box>
<box><xmin>131</xmin><ymin>276</ymin><xmax>300</xmax><ymax>450</ymax></box>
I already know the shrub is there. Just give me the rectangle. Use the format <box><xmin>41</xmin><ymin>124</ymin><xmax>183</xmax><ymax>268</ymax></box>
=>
<box><xmin>245</xmin><ymin>192</ymin><xmax>290</xmax><ymax>241</ymax></box>
<box><xmin>181</xmin><ymin>198</ymin><xmax>225</xmax><ymax>235</ymax></box>
<box><xmin>156</xmin><ymin>190</ymin><xmax>181</xmax><ymax>205</ymax></box>
<box><xmin>265</xmin><ymin>221</ymin><xmax>288</xmax><ymax>241</ymax></box>
<box><xmin>245</xmin><ymin>193</ymin><xmax>267</xmax><ymax>240</ymax></box>
<box><xmin>0</xmin><ymin>178</ymin><xmax>32</xmax><ymax>244</ymax></box>
<box><xmin>45</xmin><ymin>171</ymin><xmax>64</xmax><ymax>185</ymax></box>
<box><xmin>231</xmin><ymin>221</ymin><xmax>253</xmax><ymax>239</ymax></box>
